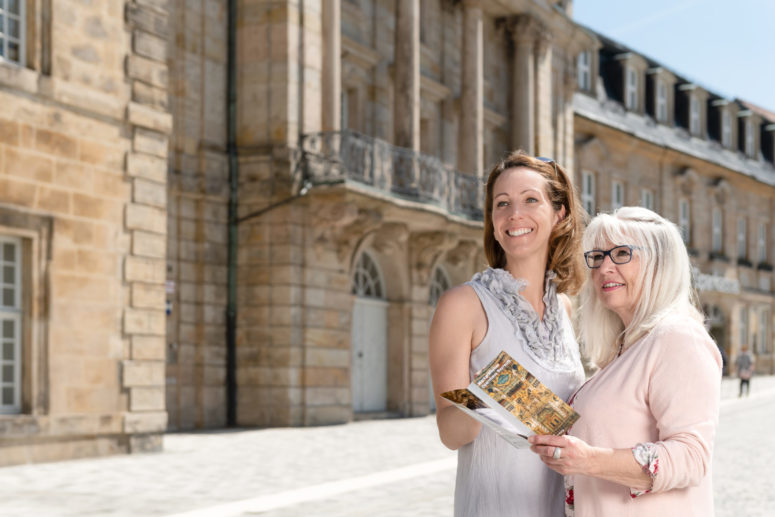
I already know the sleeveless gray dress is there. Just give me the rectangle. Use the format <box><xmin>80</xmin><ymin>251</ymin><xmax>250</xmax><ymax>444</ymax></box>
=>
<box><xmin>454</xmin><ymin>268</ymin><xmax>585</xmax><ymax>517</ymax></box>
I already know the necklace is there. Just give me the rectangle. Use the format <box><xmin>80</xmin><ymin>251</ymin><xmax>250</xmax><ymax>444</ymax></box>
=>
<box><xmin>617</xmin><ymin>340</ymin><xmax>624</xmax><ymax>358</ymax></box>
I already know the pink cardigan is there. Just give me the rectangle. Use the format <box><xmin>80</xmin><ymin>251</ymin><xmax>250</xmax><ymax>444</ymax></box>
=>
<box><xmin>568</xmin><ymin>314</ymin><xmax>722</xmax><ymax>516</ymax></box>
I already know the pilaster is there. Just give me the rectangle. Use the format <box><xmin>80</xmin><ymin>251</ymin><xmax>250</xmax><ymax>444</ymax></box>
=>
<box><xmin>122</xmin><ymin>0</ymin><xmax>172</xmax><ymax>452</ymax></box>
<box><xmin>393</xmin><ymin>0</ymin><xmax>420</xmax><ymax>151</ymax></box>
<box><xmin>510</xmin><ymin>16</ymin><xmax>537</xmax><ymax>154</ymax></box>
<box><xmin>458</xmin><ymin>0</ymin><xmax>483</xmax><ymax>176</ymax></box>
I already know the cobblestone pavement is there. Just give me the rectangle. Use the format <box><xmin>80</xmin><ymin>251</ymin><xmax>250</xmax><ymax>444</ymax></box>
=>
<box><xmin>0</xmin><ymin>376</ymin><xmax>773</xmax><ymax>517</ymax></box>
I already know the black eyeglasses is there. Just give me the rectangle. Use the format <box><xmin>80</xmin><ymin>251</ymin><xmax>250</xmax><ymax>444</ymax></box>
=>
<box><xmin>584</xmin><ymin>245</ymin><xmax>640</xmax><ymax>269</ymax></box>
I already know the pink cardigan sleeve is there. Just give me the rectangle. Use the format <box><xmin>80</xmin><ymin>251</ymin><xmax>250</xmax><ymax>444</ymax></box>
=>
<box><xmin>644</xmin><ymin>322</ymin><xmax>722</xmax><ymax>493</ymax></box>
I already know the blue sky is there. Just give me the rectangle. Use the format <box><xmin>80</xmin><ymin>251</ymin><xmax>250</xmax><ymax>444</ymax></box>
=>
<box><xmin>573</xmin><ymin>0</ymin><xmax>775</xmax><ymax>113</ymax></box>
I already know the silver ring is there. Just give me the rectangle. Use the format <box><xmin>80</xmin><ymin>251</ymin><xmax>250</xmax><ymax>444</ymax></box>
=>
<box><xmin>552</xmin><ymin>447</ymin><xmax>562</xmax><ymax>460</ymax></box>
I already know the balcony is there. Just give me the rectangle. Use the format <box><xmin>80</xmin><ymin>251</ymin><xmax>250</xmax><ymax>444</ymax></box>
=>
<box><xmin>301</xmin><ymin>130</ymin><xmax>483</xmax><ymax>220</ymax></box>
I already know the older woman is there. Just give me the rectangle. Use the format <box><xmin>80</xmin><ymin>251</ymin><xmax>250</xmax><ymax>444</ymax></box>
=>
<box><xmin>529</xmin><ymin>207</ymin><xmax>722</xmax><ymax>516</ymax></box>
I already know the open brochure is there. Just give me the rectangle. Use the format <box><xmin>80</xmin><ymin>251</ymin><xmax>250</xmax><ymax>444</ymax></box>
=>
<box><xmin>441</xmin><ymin>350</ymin><xmax>580</xmax><ymax>449</ymax></box>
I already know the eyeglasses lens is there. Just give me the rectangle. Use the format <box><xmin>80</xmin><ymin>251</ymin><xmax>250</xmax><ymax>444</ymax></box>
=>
<box><xmin>585</xmin><ymin>246</ymin><xmax>633</xmax><ymax>268</ymax></box>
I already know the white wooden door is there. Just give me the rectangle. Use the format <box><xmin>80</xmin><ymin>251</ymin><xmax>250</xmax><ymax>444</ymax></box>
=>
<box><xmin>351</xmin><ymin>297</ymin><xmax>388</xmax><ymax>412</ymax></box>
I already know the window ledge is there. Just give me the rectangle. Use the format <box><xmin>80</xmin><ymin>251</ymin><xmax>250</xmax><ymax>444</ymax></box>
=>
<box><xmin>710</xmin><ymin>252</ymin><xmax>729</xmax><ymax>263</ymax></box>
<box><xmin>0</xmin><ymin>62</ymin><xmax>39</xmax><ymax>95</ymax></box>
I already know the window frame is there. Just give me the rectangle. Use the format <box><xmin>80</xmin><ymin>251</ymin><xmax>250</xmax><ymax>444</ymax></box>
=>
<box><xmin>656</xmin><ymin>79</ymin><xmax>667</xmax><ymax>122</ymax></box>
<box><xmin>0</xmin><ymin>0</ymin><xmax>26</xmax><ymax>67</ymax></box>
<box><xmin>721</xmin><ymin>109</ymin><xmax>731</xmax><ymax>148</ymax></box>
<box><xmin>745</xmin><ymin>118</ymin><xmax>755</xmax><ymax>157</ymax></box>
<box><xmin>712</xmin><ymin>207</ymin><xmax>724</xmax><ymax>253</ymax></box>
<box><xmin>737</xmin><ymin>217</ymin><xmax>747</xmax><ymax>259</ymax></box>
<box><xmin>577</xmin><ymin>50</ymin><xmax>590</xmax><ymax>92</ymax></box>
<box><xmin>758</xmin><ymin>308</ymin><xmax>769</xmax><ymax>355</ymax></box>
<box><xmin>689</xmin><ymin>95</ymin><xmax>700</xmax><ymax>135</ymax></box>
<box><xmin>678</xmin><ymin>198</ymin><xmax>691</xmax><ymax>245</ymax></box>
<box><xmin>0</xmin><ymin>235</ymin><xmax>22</xmax><ymax>413</ymax></box>
<box><xmin>640</xmin><ymin>188</ymin><xmax>654</xmax><ymax>211</ymax></box>
<box><xmin>625</xmin><ymin>66</ymin><xmax>637</xmax><ymax>110</ymax></box>
<box><xmin>581</xmin><ymin>170</ymin><xmax>595</xmax><ymax>215</ymax></box>
<box><xmin>758</xmin><ymin>222</ymin><xmax>767</xmax><ymax>263</ymax></box>
<box><xmin>611</xmin><ymin>180</ymin><xmax>624</xmax><ymax>210</ymax></box>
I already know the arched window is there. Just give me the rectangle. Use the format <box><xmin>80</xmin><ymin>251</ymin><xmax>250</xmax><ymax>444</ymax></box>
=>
<box><xmin>351</xmin><ymin>252</ymin><xmax>384</xmax><ymax>298</ymax></box>
<box><xmin>428</xmin><ymin>266</ymin><xmax>450</xmax><ymax>307</ymax></box>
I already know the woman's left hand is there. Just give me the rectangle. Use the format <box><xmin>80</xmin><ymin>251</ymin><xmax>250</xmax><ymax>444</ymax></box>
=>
<box><xmin>528</xmin><ymin>434</ymin><xmax>595</xmax><ymax>476</ymax></box>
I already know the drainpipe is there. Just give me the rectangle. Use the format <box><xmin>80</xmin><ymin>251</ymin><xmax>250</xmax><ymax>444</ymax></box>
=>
<box><xmin>226</xmin><ymin>0</ymin><xmax>238</xmax><ymax>427</ymax></box>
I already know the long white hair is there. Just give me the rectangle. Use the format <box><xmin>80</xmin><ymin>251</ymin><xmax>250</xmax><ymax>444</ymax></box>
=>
<box><xmin>579</xmin><ymin>206</ymin><xmax>703</xmax><ymax>368</ymax></box>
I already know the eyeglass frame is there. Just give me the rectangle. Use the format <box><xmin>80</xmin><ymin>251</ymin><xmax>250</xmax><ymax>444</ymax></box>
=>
<box><xmin>583</xmin><ymin>244</ymin><xmax>642</xmax><ymax>269</ymax></box>
<box><xmin>536</xmin><ymin>156</ymin><xmax>559</xmax><ymax>176</ymax></box>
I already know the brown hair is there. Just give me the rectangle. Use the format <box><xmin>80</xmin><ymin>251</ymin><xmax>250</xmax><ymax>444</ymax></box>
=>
<box><xmin>483</xmin><ymin>150</ymin><xmax>585</xmax><ymax>295</ymax></box>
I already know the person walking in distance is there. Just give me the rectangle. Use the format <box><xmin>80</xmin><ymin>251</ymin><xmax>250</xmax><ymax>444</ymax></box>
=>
<box><xmin>735</xmin><ymin>345</ymin><xmax>755</xmax><ymax>397</ymax></box>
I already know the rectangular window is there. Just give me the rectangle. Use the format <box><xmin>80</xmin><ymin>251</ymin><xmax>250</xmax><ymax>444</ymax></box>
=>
<box><xmin>577</xmin><ymin>51</ymin><xmax>590</xmax><ymax>91</ymax></box>
<box><xmin>690</xmin><ymin>96</ymin><xmax>700</xmax><ymax>135</ymax></box>
<box><xmin>0</xmin><ymin>0</ymin><xmax>25</xmax><ymax>66</ymax></box>
<box><xmin>640</xmin><ymin>189</ymin><xmax>654</xmax><ymax>211</ymax></box>
<box><xmin>679</xmin><ymin>198</ymin><xmax>691</xmax><ymax>244</ymax></box>
<box><xmin>581</xmin><ymin>171</ymin><xmax>595</xmax><ymax>215</ymax></box>
<box><xmin>758</xmin><ymin>222</ymin><xmax>767</xmax><ymax>263</ymax></box>
<box><xmin>0</xmin><ymin>236</ymin><xmax>21</xmax><ymax>413</ymax></box>
<box><xmin>745</xmin><ymin>119</ymin><xmax>755</xmax><ymax>157</ymax></box>
<box><xmin>626</xmin><ymin>66</ymin><xmax>637</xmax><ymax>110</ymax></box>
<box><xmin>712</xmin><ymin>207</ymin><xmax>723</xmax><ymax>253</ymax></box>
<box><xmin>758</xmin><ymin>308</ymin><xmax>769</xmax><ymax>354</ymax></box>
<box><xmin>656</xmin><ymin>80</ymin><xmax>667</xmax><ymax>122</ymax></box>
<box><xmin>740</xmin><ymin>306</ymin><xmax>748</xmax><ymax>347</ymax></box>
<box><xmin>611</xmin><ymin>180</ymin><xmax>624</xmax><ymax>210</ymax></box>
<box><xmin>737</xmin><ymin>217</ymin><xmax>747</xmax><ymax>259</ymax></box>
<box><xmin>721</xmin><ymin>109</ymin><xmax>731</xmax><ymax>148</ymax></box>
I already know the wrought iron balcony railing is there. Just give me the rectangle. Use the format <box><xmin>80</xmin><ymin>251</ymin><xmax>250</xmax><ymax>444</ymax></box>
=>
<box><xmin>301</xmin><ymin>130</ymin><xmax>483</xmax><ymax>220</ymax></box>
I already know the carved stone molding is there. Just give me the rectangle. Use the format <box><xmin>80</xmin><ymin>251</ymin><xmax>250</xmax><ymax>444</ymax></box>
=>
<box><xmin>372</xmin><ymin>222</ymin><xmax>409</xmax><ymax>256</ymax></box>
<box><xmin>409</xmin><ymin>231</ymin><xmax>458</xmax><ymax>284</ymax></box>
<box><xmin>507</xmin><ymin>15</ymin><xmax>540</xmax><ymax>44</ymax></box>
<box><xmin>676</xmin><ymin>167</ymin><xmax>699</xmax><ymax>196</ymax></box>
<box><xmin>446</xmin><ymin>240</ymin><xmax>478</xmax><ymax>267</ymax></box>
<box><xmin>710</xmin><ymin>178</ymin><xmax>731</xmax><ymax>205</ymax></box>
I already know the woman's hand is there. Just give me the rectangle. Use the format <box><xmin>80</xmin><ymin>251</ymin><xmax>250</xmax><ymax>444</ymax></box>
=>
<box><xmin>528</xmin><ymin>434</ymin><xmax>596</xmax><ymax>476</ymax></box>
<box><xmin>529</xmin><ymin>434</ymin><xmax>653</xmax><ymax>490</ymax></box>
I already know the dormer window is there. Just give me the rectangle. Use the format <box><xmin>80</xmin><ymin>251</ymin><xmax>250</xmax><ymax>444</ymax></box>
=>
<box><xmin>577</xmin><ymin>51</ymin><xmax>591</xmax><ymax>91</ymax></box>
<box><xmin>626</xmin><ymin>66</ymin><xmax>637</xmax><ymax>110</ymax></box>
<box><xmin>656</xmin><ymin>80</ymin><xmax>667</xmax><ymax>122</ymax></box>
<box><xmin>722</xmin><ymin>110</ymin><xmax>731</xmax><ymax>148</ymax></box>
<box><xmin>746</xmin><ymin>118</ymin><xmax>755</xmax><ymax>157</ymax></box>
<box><xmin>690</xmin><ymin>96</ymin><xmax>700</xmax><ymax>135</ymax></box>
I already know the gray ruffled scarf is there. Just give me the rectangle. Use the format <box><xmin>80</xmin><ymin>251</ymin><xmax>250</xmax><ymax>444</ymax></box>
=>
<box><xmin>470</xmin><ymin>267</ymin><xmax>578</xmax><ymax>372</ymax></box>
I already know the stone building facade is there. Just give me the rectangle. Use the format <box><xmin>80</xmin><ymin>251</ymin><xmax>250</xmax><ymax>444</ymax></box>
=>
<box><xmin>573</xmin><ymin>32</ymin><xmax>775</xmax><ymax>374</ymax></box>
<box><xmin>0</xmin><ymin>0</ymin><xmax>773</xmax><ymax>466</ymax></box>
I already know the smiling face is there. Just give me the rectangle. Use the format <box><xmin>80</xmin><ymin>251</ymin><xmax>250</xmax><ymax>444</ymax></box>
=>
<box><xmin>491</xmin><ymin>167</ymin><xmax>565</xmax><ymax>267</ymax></box>
<box><xmin>589</xmin><ymin>242</ymin><xmax>643</xmax><ymax>327</ymax></box>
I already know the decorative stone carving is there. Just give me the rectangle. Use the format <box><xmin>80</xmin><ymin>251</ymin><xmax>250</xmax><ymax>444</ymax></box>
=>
<box><xmin>373</xmin><ymin>222</ymin><xmax>409</xmax><ymax>256</ymax></box>
<box><xmin>676</xmin><ymin>167</ymin><xmax>699</xmax><ymax>196</ymax></box>
<box><xmin>409</xmin><ymin>231</ymin><xmax>458</xmax><ymax>284</ymax></box>
<box><xmin>447</xmin><ymin>240</ymin><xmax>478</xmax><ymax>267</ymax></box>
<box><xmin>711</xmin><ymin>177</ymin><xmax>731</xmax><ymax>205</ymax></box>
<box><xmin>310</xmin><ymin>202</ymin><xmax>383</xmax><ymax>261</ymax></box>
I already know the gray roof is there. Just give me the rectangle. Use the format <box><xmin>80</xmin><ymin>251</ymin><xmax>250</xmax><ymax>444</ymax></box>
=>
<box><xmin>573</xmin><ymin>91</ymin><xmax>775</xmax><ymax>186</ymax></box>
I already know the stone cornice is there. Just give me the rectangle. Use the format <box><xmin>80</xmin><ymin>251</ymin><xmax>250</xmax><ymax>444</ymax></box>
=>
<box><xmin>342</xmin><ymin>36</ymin><xmax>382</xmax><ymax>70</ymax></box>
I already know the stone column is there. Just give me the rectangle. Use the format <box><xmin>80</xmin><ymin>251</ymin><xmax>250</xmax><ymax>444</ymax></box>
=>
<box><xmin>458</xmin><ymin>0</ymin><xmax>483</xmax><ymax>176</ymax></box>
<box><xmin>534</xmin><ymin>30</ymin><xmax>553</xmax><ymax>158</ymax></box>
<box><xmin>393</xmin><ymin>0</ymin><xmax>420</xmax><ymax>151</ymax></box>
<box><xmin>322</xmin><ymin>0</ymin><xmax>341</xmax><ymax>132</ymax></box>
<box><xmin>510</xmin><ymin>16</ymin><xmax>536</xmax><ymax>154</ymax></box>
